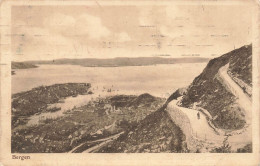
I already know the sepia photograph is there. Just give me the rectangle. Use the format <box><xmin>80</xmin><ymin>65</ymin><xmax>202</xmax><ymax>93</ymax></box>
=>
<box><xmin>1</xmin><ymin>0</ymin><xmax>260</xmax><ymax>165</ymax></box>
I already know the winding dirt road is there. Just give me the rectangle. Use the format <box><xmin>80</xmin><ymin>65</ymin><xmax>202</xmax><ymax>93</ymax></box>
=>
<box><xmin>219</xmin><ymin>64</ymin><xmax>252</xmax><ymax>122</ymax></box>
<box><xmin>168</xmin><ymin>99</ymin><xmax>224</xmax><ymax>142</ymax></box>
<box><xmin>166</xmin><ymin>63</ymin><xmax>252</xmax><ymax>152</ymax></box>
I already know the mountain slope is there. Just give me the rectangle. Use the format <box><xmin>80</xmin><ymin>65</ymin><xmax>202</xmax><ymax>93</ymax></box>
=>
<box><xmin>180</xmin><ymin>44</ymin><xmax>252</xmax><ymax>130</ymax></box>
<box><xmin>97</xmin><ymin>107</ymin><xmax>188</xmax><ymax>153</ymax></box>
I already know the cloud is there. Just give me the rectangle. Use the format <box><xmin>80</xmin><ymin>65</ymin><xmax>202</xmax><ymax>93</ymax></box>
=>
<box><xmin>117</xmin><ymin>32</ymin><xmax>131</xmax><ymax>42</ymax></box>
<box><xmin>138</xmin><ymin>7</ymin><xmax>155</xmax><ymax>25</ymax></box>
<box><xmin>47</xmin><ymin>13</ymin><xmax>76</xmax><ymax>27</ymax></box>
<box><xmin>12</xmin><ymin>5</ymin><xmax>252</xmax><ymax>61</ymax></box>
<box><xmin>44</xmin><ymin>13</ymin><xmax>111</xmax><ymax>40</ymax></box>
<box><xmin>75</xmin><ymin>14</ymin><xmax>111</xmax><ymax>39</ymax></box>
<box><xmin>12</xmin><ymin>22</ymin><xmax>76</xmax><ymax>61</ymax></box>
<box><xmin>12</xmin><ymin>13</ymin><xmax>114</xmax><ymax>60</ymax></box>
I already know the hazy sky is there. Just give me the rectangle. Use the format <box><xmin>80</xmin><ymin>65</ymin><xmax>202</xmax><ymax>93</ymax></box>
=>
<box><xmin>12</xmin><ymin>5</ymin><xmax>252</xmax><ymax>61</ymax></box>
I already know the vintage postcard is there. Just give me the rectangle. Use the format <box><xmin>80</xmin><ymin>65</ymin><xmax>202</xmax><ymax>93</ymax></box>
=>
<box><xmin>0</xmin><ymin>0</ymin><xmax>259</xmax><ymax>165</ymax></box>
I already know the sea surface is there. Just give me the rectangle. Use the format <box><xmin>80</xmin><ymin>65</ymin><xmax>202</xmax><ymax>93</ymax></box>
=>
<box><xmin>12</xmin><ymin>63</ymin><xmax>207</xmax><ymax>97</ymax></box>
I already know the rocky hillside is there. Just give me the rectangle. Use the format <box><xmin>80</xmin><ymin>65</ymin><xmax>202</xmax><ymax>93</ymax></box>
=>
<box><xmin>180</xmin><ymin>44</ymin><xmax>252</xmax><ymax>130</ymax></box>
<box><xmin>97</xmin><ymin>107</ymin><xmax>188</xmax><ymax>153</ymax></box>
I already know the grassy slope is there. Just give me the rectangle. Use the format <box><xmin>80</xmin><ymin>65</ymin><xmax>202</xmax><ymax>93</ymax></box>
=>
<box><xmin>180</xmin><ymin>44</ymin><xmax>252</xmax><ymax>130</ymax></box>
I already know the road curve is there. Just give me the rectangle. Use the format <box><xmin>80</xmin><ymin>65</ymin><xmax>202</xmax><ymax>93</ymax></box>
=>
<box><xmin>218</xmin><ymin>64</ymin><xmax>252</xmax><ymax>122</ymax></box>
<box><xmin>166</xmin><ymin>63</ymin><xmax>252</xmax><ymax>151</ymax></box>
<box><xmin>168</xmin><ymin>99</ymin><xmax>224</xmax><ymax>142</ymax></box>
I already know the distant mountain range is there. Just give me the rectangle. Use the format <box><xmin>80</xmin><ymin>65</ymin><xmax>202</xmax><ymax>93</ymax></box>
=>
<box><xmin>13</xmin><ymin>57</ymin><xmax>209</xmax><ymax>68</ymax></box>
<box><xmin>11</xmin><ymin>62</ymin><xmax>38</xmax><ymax>69</ymax></box>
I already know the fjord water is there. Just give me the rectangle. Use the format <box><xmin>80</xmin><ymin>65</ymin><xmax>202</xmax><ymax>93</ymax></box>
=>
<box><xmin>12</xmin><ymin>63</ymin><xmax>207</xmax><ymax>97</ymax></box>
